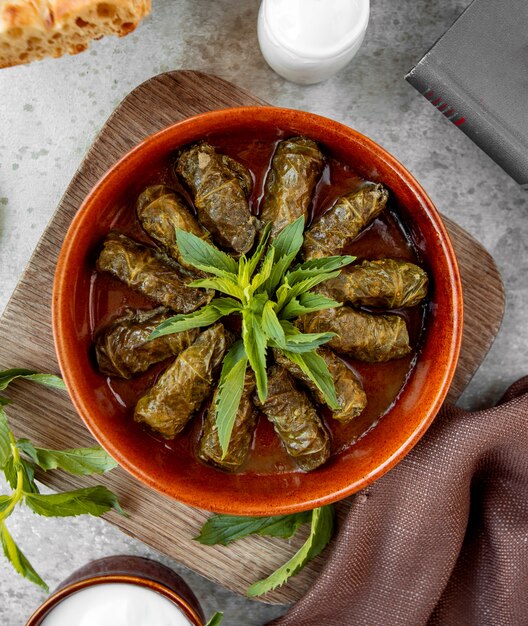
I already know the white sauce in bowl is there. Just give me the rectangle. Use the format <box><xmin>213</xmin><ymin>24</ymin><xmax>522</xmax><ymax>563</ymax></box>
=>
<box><xmin>40</xmin><ymin>583</ymin><xmax>194</xmax><ymax>626</ymax></box>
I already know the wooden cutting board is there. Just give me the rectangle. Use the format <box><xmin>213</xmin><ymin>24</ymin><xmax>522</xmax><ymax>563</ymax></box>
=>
<box><xmin>0</xmin><ymin>71</ymin><xmax>504</xmax><ymax>605</ymax></box>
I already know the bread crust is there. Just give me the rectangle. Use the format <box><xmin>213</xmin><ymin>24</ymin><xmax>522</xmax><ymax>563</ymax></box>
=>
<box><xmin>0</xmin><ymin>0</ymin><xmax>150</xmax><ymax>67</ymax></box>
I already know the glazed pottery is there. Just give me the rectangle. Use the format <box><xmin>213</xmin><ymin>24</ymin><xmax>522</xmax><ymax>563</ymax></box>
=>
<box><xmin>53</xmin><ymin>107</ymin><xmax>463</xmax><ymax>515</ymax></box>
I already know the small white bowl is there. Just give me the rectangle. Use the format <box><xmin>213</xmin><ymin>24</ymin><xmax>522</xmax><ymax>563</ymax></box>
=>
<box><xmin>258</xmin><ymin>0</ymin><xmax>370</xmax><ymax>85</ymax></box>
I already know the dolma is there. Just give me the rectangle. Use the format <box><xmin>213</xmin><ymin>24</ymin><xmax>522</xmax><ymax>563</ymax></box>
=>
<box><xmin>198</xmin><ymin>371</ymin><xmax>257</xmax><ymax>472</ymax></box>
<box><xmin>318</xmin><ymin>258</ymin><xmax>428</xmax><ymax>309</ymax></box>
<box><xmin>134</xmin><ymin>323</ymin><xmax>231</xmax><ymax>439</ymax></box>
<box><xmin>256</xmin><ymin>366</ymin><xmax>330</xmax><ymax>472</ymax></box>
<box><xmin>96</xmin><ymin>232</ymin><xmax>212</xmax><ymax>313</ymax></box>
<box><xmin>273</xmin><ymin>348</ymin><xmax>367</xmax><ymax>423</ymax></box>
<box><xmin>302</xmin><ymin>182</ymin><xmax>389</xmax><ymax>259</ymax></box>
<box><xmin>260</xmin><ymin>136</ymin><xmax>324</xmax><ymax>238</ymax></box>
<box><xmin>300</xmin><ymin>306</ymin><xmax>411</xmax><ymax>362</ymax></box>
<box><xmin>175</xmin><ymin>142</ymin><xmax>257</xmax><ymax>254</ymax></box>
<box><xmin>136</xmin><ymin>185</ymin><xmax>211</xmax><ymax>267</ymax></box>
<box><xmin>95</xmin><ymin>307</ymin><xmax>200</xmax><ymax>379</ymax></box>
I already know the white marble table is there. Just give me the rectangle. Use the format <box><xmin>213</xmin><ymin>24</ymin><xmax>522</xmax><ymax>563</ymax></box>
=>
<box><xmin>0</xmin><ymin>0</ymin><xmax>526</xmax><ymax>623</ymax></box>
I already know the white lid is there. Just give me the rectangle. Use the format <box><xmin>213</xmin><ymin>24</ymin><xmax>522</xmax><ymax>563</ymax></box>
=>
<box><xmin>263</xmin><ymin>0</ymin><xmax>370</xmax><ymax>59</ymax></box>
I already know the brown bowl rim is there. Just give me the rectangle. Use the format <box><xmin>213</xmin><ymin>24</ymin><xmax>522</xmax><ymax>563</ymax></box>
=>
<box><xmin>26</xmin><ymin>574</ymin><xmax>204</xmax><ymax>625</ymax></box>
<box><xmin>52</xmin><ymin>106</ymin><xmax>463</xmax><ymax>515</ymax></box>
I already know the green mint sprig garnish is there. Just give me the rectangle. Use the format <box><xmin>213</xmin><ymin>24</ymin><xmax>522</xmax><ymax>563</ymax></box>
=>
<box><xmin>150</xmin><ymin>217</ymin><xmax>355</xmax><ymax>455</ymax></box>
<box><xmin>0</xmin><ymin>369</ymin><xmax>123</xmax><ymax>591</ymax></box>
<box><xmin>195</xmin><ymin>505</ymin><xmax>335</xmax><ymax>597</ymax></box>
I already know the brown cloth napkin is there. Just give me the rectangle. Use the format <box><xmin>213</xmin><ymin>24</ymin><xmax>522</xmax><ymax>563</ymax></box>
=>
<box><xmin>269</xmin><ymin>377</ymin><xmax>528</xmax><ymax>626</ymax></box>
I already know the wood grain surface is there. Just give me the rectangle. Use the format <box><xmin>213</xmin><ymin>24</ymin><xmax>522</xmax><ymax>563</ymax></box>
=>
<box><xmin>0</xmin><ymin>71</ymin><xmax>505</xmax><ymax>605</ymax></box>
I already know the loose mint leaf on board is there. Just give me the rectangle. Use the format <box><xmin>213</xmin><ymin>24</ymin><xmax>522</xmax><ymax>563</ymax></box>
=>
<box><xmin>195</xmin><ymin>511</ymin><xmax>312</xmax><ymax>546</ymax></box>
<box><xmin>16</xmin><ymin>440</ymin><xmax>117</xmax><ymax>476</ymax></box>
<box><xmin>247</xmin><ymin>505</ymin><xmax>335</xmax><ymax>597</ymax></box>
<box><xmin>0</xmin><ymin>369</ymin><xmax>66</xmax><ymax>391</ymax></box>
<box><xmin>25</xmin><ymin>486</ymin><xmax>125</xmax><ymax>518</ymax></box>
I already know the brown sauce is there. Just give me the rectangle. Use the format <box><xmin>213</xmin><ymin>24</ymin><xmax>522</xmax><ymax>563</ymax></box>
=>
<box><xmin>89</xmin><ymin>132</ymin><xmax>427</xmax><ymax>475</ymax></box>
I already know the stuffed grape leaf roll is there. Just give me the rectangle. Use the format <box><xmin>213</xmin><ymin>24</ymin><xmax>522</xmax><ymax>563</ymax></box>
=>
<box><xmin>175</xmin><ymin>142</ymin><xmax>257</xmax><ymax>254</ymax></box>
<box><xmin>255</xmin><ymin>366</ymin><xmax>330</xmax><ymax>472</ymax></box>
<box><xmin>136</xmin><ymin>185</ymin><xmax>211</xmax><ymax>268</ymax></box>
<box><xmin>134</xmin><ymin>323</ymin><xmax>231</xmax><ymax>439</ymax></box>
<box><xmin>260</xmin><ymin>136</ymin><xmax>324</xmax><ymax>237</ymax></box>
<box><xmin>273</xmin><ymin>348</ymin><xmax>367</xmax><ymax>423</ymax></box>
<box><xmin>303</xmin><ymin>182</ymin><xmax>389</xmax><ymax>259</ymax></box>
<box><xmin>198</xmin><ymin>371</ymin><xmax>257</xmax><ymax>472</ymax></box>
<box><xmin>96</xmin><ymin>232</ymin><xmax>212</xmax><ymax>313</ymax></box>
<box><xmin>300</xmin><ymin>307</ymin><xmax>411</xmax><ymax>362</ymax></box>
<box><xmin>95</xmin><ymin>307</ymin><xmax>200</xmax><ymax>379</ymax></box>
<box><xmin>318</xmin><ymin>258</ymin><xmax>428</xmax><ymax>309</ymax></box>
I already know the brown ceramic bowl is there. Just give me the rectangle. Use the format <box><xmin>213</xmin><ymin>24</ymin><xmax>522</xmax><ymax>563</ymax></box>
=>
<box><xmin>26</xmin><ymin>556</ymin><xmax>205</xmax><ymax>625</ymax></box>
<box><xmin>53</xmin><ymin>107</ymin><xmax>463</xmax><ymax>515</ymax></box>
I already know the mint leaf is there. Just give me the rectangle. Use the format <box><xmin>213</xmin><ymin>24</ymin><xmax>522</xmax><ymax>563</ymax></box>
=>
<box><xmin>281</xmin><ymin>292</ymin><xmax>341</xmax><ymax>320</ymax></box>
<box><xmin>150</xmin><ymin>305</ymin><xmax>224</xmax><ymax>338</ymax></box>
<box><xmin>0</xmin><ymin>496</ymin><xmax>12</xmax><ymax>516</ymax></box>
<box><xmin>25</xmin><ymin>486</ymin><xmax>125</xmax><ymax>518</ymax></box>
<box><xmin>288</xmin><ymin>255</ymin><xmax>356</xmax><ymax>279</ymax></box>
<box><xmin>272</xmin><ymin>216</ymin><xmax>305</xmax><ymax>259</ymax></box>
<box><xmin>195</xmin><ymin>511</ymin><xmax>312</xmax><ymax>546</ymax></box>
<box><xmin>277</xmin><ymin>271</ymin><xmax>342</xmax><ymax>312</ymax></box>
<box><xmin>0</xmin><ymin>405</ymin><xmax>12</xmax><ymax>469</ymax></box>
<box><xmin>2</xmin><ymin>456</ymin><xmax>17</xmax><ymax>490</ymax></box>
<box><xmin>211</xmin><ymin>297</ymin><xmax>242</xmax><ymax>316</ymax></box>
<box><xmin>16</xmin><ymin>441</ymin><xmax>117</xmax><ymax>476</ymax></box>
<box><xmin>176</xmin><ymin>230</ymin><xmax>238</xmax><ymax>276</ymax></box>
<box><xmin>242</xmin><ymin>311</ymin><xmax>267</xmax><ymax>403</ymax></box>
<box><xmin>0</xmin><ymin>522</ymin><xmax>48</xmax><ymax>591</ymax></box>
<box><xmin>204</xmin><ymin>612</ymin><xmax>224</xmax><ymax>626</ymax></box>
<box><xmin>246</xmin><ymin>222</ymin><xmax>272</xmax><ymax>280</ymax></box>
<box><xmin>215</xmin><ymin>355</ymin><xmax>248</xmax><ymax>456</ymax></box>
<box><xmin>0</xmin><ymin>369</ymin><xmax>65</xmax><ymax>391</ymax></box>
<box><xmin>0</xmin><ymin>397</ymin><xmax>10</xmax><ymax>406</ymax></box>
<box><xmin>250</xmin><ymin>247</ymin><xmax>275</xmax><ymax>293</ymax></box>
<box><xmin>282</xmin><ymin>350</ymin><xmax>339</xmax><ymax>410</ymax></box>
<box><xmin>3</xmin><ymin>456</ymin><xmax>39</xmax><ymax>494</ymax></box>
<box><xmin>265</xmin><ymin>217</ymin><xmax>305</xmax><ymax>293</ymax></box>
<box><xmin>247</xmin><ymin>505</ymin><xmax>335</xmax><ymax>597</ymax></box>
<box><xmin>189</xmin><ymin>276</ymin><xmax>244</xmax><ymax>300</ymax></box>
<box><xmin>261</xmin><ymin>301</ymin><xmax>285</xmax><ymax>347</ymax></box>
<box><xmin>281</xmin><ymin>332</ymin><xmax>336</xmax><ymax>354</ymax></box>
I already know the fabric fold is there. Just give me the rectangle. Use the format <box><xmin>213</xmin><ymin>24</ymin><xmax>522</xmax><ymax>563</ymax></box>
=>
<box><xmin>269</xmin><ymin>377</ymin><xmax>528</xmax><ymax>626</ymax></box>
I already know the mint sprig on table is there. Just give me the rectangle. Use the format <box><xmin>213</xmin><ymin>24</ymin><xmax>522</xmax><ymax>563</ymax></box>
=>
<box><xmin>151</xmin><ymin>217</ymin><xmax>355</xmax><ymax>454</ymax></box>
<box><xmin>0</xmin><ymin>369</ymin><xmax>123</xmax><ymax>591</ymax></box>
<box><xmin>196</xmin><ymin>505</ymin><xmax>335</xmax><ymax>597</ymax></box>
